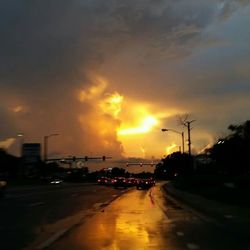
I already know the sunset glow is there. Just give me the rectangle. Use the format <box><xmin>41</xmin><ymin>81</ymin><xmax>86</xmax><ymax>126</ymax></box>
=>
<box><xmin>117</xmin><ymin>116</ymin><xmax>158</xmax><ymax>136</ymax></box>
<box><xmin>166</xmin><ymin>144</ymin><xmax>178</xmax><ymax>155</ymax></box>
<box><xmin>100</xmin><ymin>92</ymin><xmax>123</xmax><ymax>118</ymax></box>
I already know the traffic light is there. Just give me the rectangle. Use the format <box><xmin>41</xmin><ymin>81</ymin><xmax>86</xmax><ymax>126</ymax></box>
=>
<box><xmin>85</xmin><ymin>156</ymin><xmax>88</xmax><ymax>161</ymax></box>
<box><xmin>102</xmin><ymin>156</ymin><xmax>106</xmax><ymax>161</ymax></box>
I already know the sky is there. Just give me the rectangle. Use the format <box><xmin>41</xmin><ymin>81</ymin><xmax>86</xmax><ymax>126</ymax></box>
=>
<box><xmin>0</xmin><ymin>0</ymin><xmax>250</xmax><ymax>161</ymax></box>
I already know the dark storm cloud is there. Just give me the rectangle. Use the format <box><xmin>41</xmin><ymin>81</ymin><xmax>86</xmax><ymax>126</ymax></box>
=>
<box><xmin>0</xmin><ymin>0</ymin><xmax>241</xmax><ymax>89</ymax></box>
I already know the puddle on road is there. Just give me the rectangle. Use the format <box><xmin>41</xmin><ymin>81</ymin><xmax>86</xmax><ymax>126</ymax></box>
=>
<box><xmin>48</xmin><ymin>186</ymin><xmax>181</xmax><ymax>250</ymax></box>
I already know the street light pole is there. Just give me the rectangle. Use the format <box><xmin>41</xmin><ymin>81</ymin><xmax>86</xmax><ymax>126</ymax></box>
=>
<box><xmin>183</xmin><ymin>120</ymin><xmax>195</xmax><ymax>156</ymax></box>
<box><xmin>161</xmin><ymin>128</ymin><xmax>185</xmax><ymax>153</ymax></box>
<box><xmin>17</xmin><ymin>133</ymin><xmax>24</xmax><ymax>157</ymax></box>
<box><xmin>43</xmin><ymin>134</ymin><xmax>59</xmax><ymax>162</ymax></box>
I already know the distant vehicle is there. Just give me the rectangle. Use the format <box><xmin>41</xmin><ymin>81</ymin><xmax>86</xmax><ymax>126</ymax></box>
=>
<box><xmin>0</xmin><ymin>181</ymin><xmax>7</xmax><ymax>197</ymax></box>
<box><xmin>149</xmin><ymin>177</ymin><xmax>156</xmax><ymax>186</ymax></box>
<box><xmin>113</xmin><ymin>177</ymin><xmax>127</xmax><ymax>189</ymax></box>
<box><xmin>97</xmin><ymin>177</ymin><xmax>109</xmax><ymax>185</ymax></box>
<box><xmin>125</xmin><ymin>177</ymin><xmax>137</xmax><ymax>187</ymax></box>
<box><xmin>136</xmin><ymin>179</ymin><xmax>153</xmax><ymax>190</ymax></box>
<box><xmin>50</xmin><ymin>179</ymin><xmax>63</xmax><ymax>185</ymax></box>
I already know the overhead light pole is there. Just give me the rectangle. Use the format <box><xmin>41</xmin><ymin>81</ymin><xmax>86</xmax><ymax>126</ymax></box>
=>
<box><xmin>161</xmin><ymin>128</ymin><xmax>185</xmax><ymax>153</ymax></box>
<box><xmin>17</xmin><ymin>133</ymin><xmax>24</xmax><ymax>157</ymax></box>
<box><xmin>43</xmin><ymin>134</ymin><xmax>59</xmax><ymax>162</ymax></box>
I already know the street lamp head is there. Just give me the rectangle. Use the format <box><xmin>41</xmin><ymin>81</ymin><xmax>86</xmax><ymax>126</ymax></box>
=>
<box><xmin>50</xmin><ymin>133</ymin><xmax>59</xmax><ymax>136</ymax></box>
<box><xmin>45</xmin><ymin>133</ymin><xmax>59</xmax><ymax>138</ymax></box>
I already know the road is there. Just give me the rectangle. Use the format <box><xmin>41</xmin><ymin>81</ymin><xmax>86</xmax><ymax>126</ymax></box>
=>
<box><xmin>0</xmin><ymin>183</ymin><xmax>127</xmax><ymax>250</ymax></box>
<box><xmin>46</xmin><ymin>183</ymin><xmax>249</xmax><ymax>250</ymax></box>
<box><xmin>1</xmin><ymin>182</ymin><xmax>249</xmax><ymax>250</ymax></box>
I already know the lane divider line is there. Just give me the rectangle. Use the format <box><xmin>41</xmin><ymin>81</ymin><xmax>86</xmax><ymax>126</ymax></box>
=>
<box><xmin>35</xmin><ymin>229</ymin><xmax>68</xmax><ymax>249</ymax></box>
<box><xmin>187</xmin><ymin>243</ymin><xmax>200</xmax><ymax>249</ymax></box>
<box><xmin>29</xmin><ymin>202</ymin><xmax>45</xmax><ymax>207</ymax></box>
<box><xmin>176</xmin><ymin>231</ymin><xmax>184</xmax><ymax>236</ymax></box>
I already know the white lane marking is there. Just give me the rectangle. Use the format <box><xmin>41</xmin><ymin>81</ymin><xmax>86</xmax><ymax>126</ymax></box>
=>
<box><xmin>187</xmin><ymin>243</ymin><xmax>200</xmax><ymax>249</ymax></box>
<box><xmin>176</xmin><ymin>231</ymin><xmax>184</xmax><ymax>236</ymax></box>
<box><xmin>224</xmin><ymin>214</ymin><xmax>234</xmax><ymax>219</ymax></box>
<box><xmin>93</xmin><ymin>203</ymin><xmax>103</xmax><ymax>209</ymax></box>
<box><xmin>35</xmin><ymin>229</ymin><xmax>67</xmax><ymax>249</ymax></box>
<box><xmin>112</xmin><ymin>194</ymin><xmax>118</xmax><ymax>197</ymax></box>
<box><xmin>29</xmin><ymin>202</ymin><xmax>45</xmax><ymax>207</ymax></box>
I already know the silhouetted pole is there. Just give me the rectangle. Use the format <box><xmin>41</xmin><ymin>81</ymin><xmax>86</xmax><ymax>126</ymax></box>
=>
<box><xmin>43</xmin><ymin>134</ymin><xmax>59</xmax><ymax>162</ymax></box>
<box><xmin>184</xmin><ymin>120</ymin><xmax>195</xmax><ymax>156</ymax></box>
<box><xmin>181</xmin><ymin>131</ymin><xmax>184</xmax><ymax>154</ymax></box>
<box><xmin>17</xmin><ymin>133</ymin><xmax>24</xmax><ymax>157</ymax></box>
<box><xmin>187</xmin><ymin>122</ymin><xmax>191</xmax><ymax>155</ymax></box>
<box><xmin>161</xmin><ymin>128</ymin><xmax>185</xmax><ymax>153</ymax></box>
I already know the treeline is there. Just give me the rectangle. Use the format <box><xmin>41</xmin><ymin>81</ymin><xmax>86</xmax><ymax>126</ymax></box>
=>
<box><xmin>0</xmin><ymin>149</ymin><xmax>20</xmax><ymax>178</ymax></box>
<box><xmin>155</xmin><ymin>120</ymin><xmax>250</xmax><ymax>179</ymax></box>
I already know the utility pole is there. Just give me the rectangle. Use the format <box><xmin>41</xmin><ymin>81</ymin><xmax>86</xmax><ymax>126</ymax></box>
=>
<box><xmin>43</xmin><ymin>134</ymin><xmax>59</xmax><ymax>162</ymax></box>
<box><xmin>183</xmin><ymin>120</ymin><xmax>195</xmax><ymax>156</ymax></box>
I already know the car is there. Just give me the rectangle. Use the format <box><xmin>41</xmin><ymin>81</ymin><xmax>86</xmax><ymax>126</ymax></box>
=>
<box><xmin>149</xmin><ymin>177</ymin><xmax>156</xmax><ymax>186</ymax></box>
<box><xmin>125</xmin><ymin>177</ymin><xmax>137</xmax><ymax>187</ymax></box>
<box><xmin>50</xmin><ymin>178</ymin><xmax>63</xmax><ymax>184</ymax></box>
<box><xmin>136</xmin><ymin>179</ymin><xmax>153</xmax><ymax>190</ymax></box>
<box><xmin>113</xmin><ymin>177</ymin><xmax>127</xmax><ymax>188</ymax></box>
<box><xmin>0</xmin><ymin>180</ymin><xmax>7</xmax><ymax>197</ymax></box>
<box><xmin>97</xmin><ymin>177</ymin><xmax>109</xmax><ymax>185</ymax></box>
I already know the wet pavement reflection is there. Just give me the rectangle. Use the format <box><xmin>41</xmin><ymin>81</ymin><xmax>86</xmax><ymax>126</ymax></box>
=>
<box><xmin>48</xmin><ymin>184</ymin><xmax>182</xmax><ymax>250</ymax></box>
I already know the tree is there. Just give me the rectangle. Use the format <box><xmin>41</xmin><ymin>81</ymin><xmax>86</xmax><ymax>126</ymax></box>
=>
<box><xmin>209</xmin><ymin>120</ymin><xmax>250</xmax><ymax>175</ymax></box>
<box><xmin>154</xmin><ymin>152</ymin><xmax>193</xmax><ymax>179</ymax></box>
<box><xmin>0</xmin><ymin>148</ymin><xmax>20</xmax><ymax>178</ymax></box>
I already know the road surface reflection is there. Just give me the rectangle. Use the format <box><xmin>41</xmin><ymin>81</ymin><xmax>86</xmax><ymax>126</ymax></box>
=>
<box><xmin>49</xmin><ymin>185</ymin><xmax>179</xmax><ymax>250</ymax></box>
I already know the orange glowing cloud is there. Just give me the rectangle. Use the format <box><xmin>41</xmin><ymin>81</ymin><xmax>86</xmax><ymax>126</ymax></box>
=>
<box><xmin>165</xmin><ymin>143</ymin><xmax>178</xmax><ymax>155</ymax></box>
<box><xmin>117</xmin><ymin>116</ymin><xmax>158</xmax><ymax>135</ymax></box>
<box><xmin>99</xmin><ymin>92</ymin><xmax>123</xmax><ymax>118</ymax></box>
<box><xmin>0</xmin><ymin>138</ymin><xmax>16</xmax><ymax>149</ymax></box>
<box><xmin>77</xmin><ymin>75</ymin><xmax>186</xmax><ymax>158</ymax></box>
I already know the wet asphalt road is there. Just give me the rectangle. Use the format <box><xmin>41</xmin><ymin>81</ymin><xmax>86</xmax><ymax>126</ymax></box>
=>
<box><xmin>1</xmin><ymin>183</ymin><xmax>249</xmax><ymax>250</ymax></box>
<box><xmin>46</xmin><ymin>183</ymin><xmax>249</xmax><ymax>250</ymax></box>
<box><xmin>0</xmin><ymin>183</ymin><xmax>128</xmax><ymax>250</ymax></box>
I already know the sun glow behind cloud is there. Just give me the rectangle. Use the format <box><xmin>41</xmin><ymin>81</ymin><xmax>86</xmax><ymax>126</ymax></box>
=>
<box><xmin>77</xmin><ymin>75</ymin><xmax>172</xmax><ymax>158</ymax></box>
<box><xmin>100</xmin><ymin>92</ymin><xmax>123</xmax><ymax>118</ymax></box>
<box><xmin>166</xmin><ymin>143</ymin><xmax>178</xmax><ymax>155</ymax></box>
<box><xmin>117</xmin><ymin>116</ymin><xmax>158</xmax><ymax>135</ymax></box>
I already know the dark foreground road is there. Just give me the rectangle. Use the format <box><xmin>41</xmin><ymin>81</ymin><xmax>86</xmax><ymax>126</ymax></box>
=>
<box><xmin>0</xmin><ymin>183</ymin><xmax>128</xmax><ymax>250</ymax></box>
<box><xmin>46</xmin><ymin>183</ymin><xmax>249</xmax><ymax>250</ymax></box>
